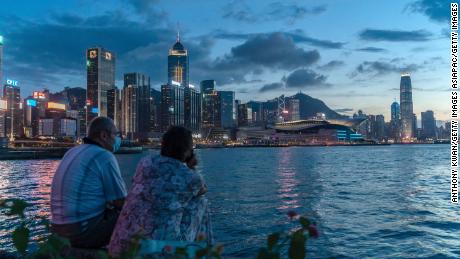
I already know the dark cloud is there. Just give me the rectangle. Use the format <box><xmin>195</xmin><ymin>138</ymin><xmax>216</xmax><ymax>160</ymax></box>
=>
<box><xmin>409</xmin><ymin>0</ymin><xmax>450</xmax><ymax>23</ymax></box>
<box><xmin>259</xmin><ymin>82</ymin><xmax>284</xmax><ymax>92</ymax></box>
<box><xmin>359</xmin><ymin>29</ymin><xmax>433</xmax><ymax>42</ymax></box>
<box><xmin>266</xmin><ymin>3</ymin><xmax>327</xmax><ymax>24</ymax></box>
<box><xmin>355</xmin><ymin>47</ymin><xmax>388</xmax><ymax>53</ymax></box>
<box><xmin>222</xmin><ymin>1</ymin><xmax>327</xmax><ymax>24</ymax></box>
<box><xmin>125</xmin><ymin>0</ymin><xmax>158</xmax><ymax>13</ymax></box>
<box><xmin>228</xmin><ymin>33</ymin><xmax>319</xmax><ymax>69</ymax></box>
<box><xmin>335</xmin><ymin>108</ymin><xmax>354</xmax><ymax>113</ymax></box>
<box><xmin>287</xmin><ymin>30</ymin><xmax>345</xmax><ymax>49</ymax></box>
<box><xmin>222</xmin><ymin>1</ymin><xmax>257</xmax><ymax>23</ymax></box>
<box><xmin>196</xmin><ymin>32</ymin><xmax>320</xmax><ymax>85</ymax></box>
<box><xmin>212</xmin><ymin>30</ymin><xmax>344</xmax><ymax>49</ymax></box>
<box><xmin>282</xmin><ymin>69</ymin><xmax>328</xmax><ymax>88</ymax></box>
<box><xmin>351</xmin><ymin>61</ymin><xmax>420</xmax><ymax>78</ymax></box>
<box><xmin>317</xmin><ymin>60</ymin><xmax>345</xmax><ymax>70</ymax></box>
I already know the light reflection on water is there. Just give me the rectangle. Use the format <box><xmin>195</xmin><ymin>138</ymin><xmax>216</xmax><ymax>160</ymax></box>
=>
<box><xmin>276</xmin><ymin>148</ymin><xmax>300</xmax><ymax>210</ymax></box>
<box><xmin>0</xmin><ymin>145</ymin><xmax>458</xmax><ymax>258</ymax></box>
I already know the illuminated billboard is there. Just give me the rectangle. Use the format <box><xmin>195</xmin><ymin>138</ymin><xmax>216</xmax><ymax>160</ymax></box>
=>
<box><xmin>0</xmin><ymin>100</ymin><xmax>7</xmax><ymax>110</ymax></box>
<box><xmin>33</xmin><ymin>91</ymin><xmax>47</xmax><ymax>99</ymax></box>
<box><xmin>26</xmin><ymin>99</ymin><xmax>37</xmax><ymax>107</ymax></box>
<box><xmin>105</xmin><ymin>52</ymin><xmax>112</xmax><ymax>60</ymax></box>
<box><xmin>89</xmin><ymin>50</ymin><xmax>97</xmax><ymax>59</ymax></box>
<box><xmin>47</xmin><ymin>102</ymin><xmax>66</xmax><ymax>110</ymax></box>
<box><xmin>91</xmin><ymin>107</ymin><xmax>99</xmax><ymax>113</ymax></box>
<box><xmin>6</xmin><ymin>79</ymin><xmax>18</xmax><ymax>86</ymax></box>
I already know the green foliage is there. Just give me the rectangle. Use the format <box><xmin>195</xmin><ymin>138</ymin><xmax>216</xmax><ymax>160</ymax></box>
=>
<box><xmin>1</xmin><ymin>198</ymin><xmax>29</xmax><ymax>218</ymax></box>
<box><xmin>1</xmin><ymin>199</ymin><xmax>317</xmax><ymax>259</ymax></box>
<box><xmin>12</xmin><ymin>224</ymin><xmax>29</xmax><ymax>255</ymax></box>
<box><xmin>257</xmin><ymin>212</ymin><xmax>319</xmax><ymax>259</ymax></box>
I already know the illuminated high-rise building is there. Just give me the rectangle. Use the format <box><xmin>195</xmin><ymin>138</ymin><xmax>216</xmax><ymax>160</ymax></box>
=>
<box><xmin>421</xmin><ymin>110</ymin><xmax>436</xmax><ymax>140</ymax></box>
<box><xmin>184</xmin><ymin>86</ymin><xmax>200</xmax><ymax>132</ymax></box>
<box><xmin>168</xmin><ymin>33</ymin><xmax>188</xmax><ymax>88</ymax></box>
<box><xmin>3</xmin><ymin>80</ymin><xmax>22</xmax><ymax>139</ymax></box>
<box><xmin>200</xmin><ymin>80</ymin><xmax>220</xmax><ymax>129</ymax></box>
<box><xmin>219</xmin><ymin>91</ymin><xmax>236</xmax><ymax>128</ymax></box>
<box><xmin>167</xmin><ymin>34</ymin><xmax>199</xmax><ymax>132</ymax></box>
<box><xmin>391</xmin><ymin>101</ymin><xmax>400</xmax><ymax>122</ymax></box>
<box><xmin>24</xmin><ymin>98</ymin><xmax>39</xmax><ymax>137</ymax></box>
<box><xmin>390</xmin><ymin>101</ymin><xmax>400</xmax><ymax>140</ymax></box>
<box><xmin>399</xmin><ymin>73</ymin><xmax>414</xmax><ymax>140</ymax></box>
<box><xmin>161</xmin><ymin>83</ymin><xmax>184</xmax><ymax>132</ymax></box>
<box><xmin>86</xmin><ymin>47</ymin><xmax>115</xmax><ymax>124</ymax></box>
<box><xmin>0</xmin><ymin>35</ymin><xmax>3</xmax><ymax>87</ymax></box>
<box><xmin>121</xmin><ymin>73</ymin><xmax>150</xmax><ymax>140</ymax></box>
<box><xmin>150</xmin><ymin>88</ymin><xmax>162</xmax><ymax>133</ymax></box>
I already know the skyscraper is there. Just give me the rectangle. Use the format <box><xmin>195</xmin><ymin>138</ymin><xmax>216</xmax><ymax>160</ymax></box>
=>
<box><xmin>122</xmin><ymin>73</ymin><xmax>151</xmax><ymax>140</ymax></box>
<box><xmin>3</xmin><ymin>80</ymin><xmax>22</xmax><ymax>139</ymax></box>
<box><xmin>24</xmin><ymin>98</ymin><xmax>39</xmax><ymax>137</ymax></box>
<box><xmin>167</xmin><ymin>36</ymin><xmax>198</xmax><ymax>133</ymax></box>
<box><xmin>400</xmin><ymin>73</ymin><xmax>414</xmax><ymax>140</ymax></box>
<box><xmin>168</xmin><ymin>34</ymin><xmax>188</xmax><ymax>88</ymax></box>
<box><xmin>200</xmin><ymin>80</ymin><xmax>220</xmax><ymax>129</ymax></box>
<box><xmin>219</xmin><ymin>91</ymin><xmax>236</xmax><ymax>129</ymax></box>
<box><xmin>150</xmin><ymin>88</ymin><xmax>162</xmax><ymax>133</ymax></box>
<box><xmin>161</xmin><ymin>83</ymin><xmax>184</xmax><ymax>132</ymax></box>
<box><xmin>0</xmin><ymin>35</ymin><xmax>3</xmax><ymax>87</ymax></box>
<box><xmin>86</xmin><ymin>47</ymin><xmax>115</xmax><ymax>124</ymax></box>
<box><xmin>184</xmin><ymin>86</ymin><xmax>200</xmax><ymax>132</ymax></box>
<box><xmin>421</xmin><ymin>110</ymin><xmax>436</xmax><ymax>140</ymax></box>
<box><xmin>390</xmin><ymin>101</ymin><xmax>400</xmax><ymax>140</ymax></box>
<box><xmin>391</xmin><ymin>101</ymin><xmax>400</xmax><ymax>122</ymax></box>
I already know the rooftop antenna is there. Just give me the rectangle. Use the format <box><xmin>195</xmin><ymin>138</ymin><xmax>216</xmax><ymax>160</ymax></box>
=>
<box><xmin>176</xmin><ymin>23</ymin><xmax>180</xmax><ymax>42</ymax></box>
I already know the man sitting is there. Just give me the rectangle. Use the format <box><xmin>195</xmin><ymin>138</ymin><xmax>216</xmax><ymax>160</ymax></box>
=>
<box><xmin>50</xmin><ymin>116</ymin><xmax>127</xmax><ymax>248</ymax></box>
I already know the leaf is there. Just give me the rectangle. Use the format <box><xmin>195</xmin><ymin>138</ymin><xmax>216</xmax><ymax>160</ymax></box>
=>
<box><xmin>258</xmin><ymin>248</ymin><xmax>269</xmax><ymax>259</ymax></box>
<box><xmin>175</xmin><ymin>247</ymin><xmax>187</xmax><ymax>255</ymax></box>
<box><xmin>267</xmin><ymin>232</ymin><xmax>280</xmax><ymax>250</ymax></box>
<box><xmin>5</xmin><ymin>199</ymin><xmax>30</xmax><ymax>218</ymax></box>
<box><xmin>195</xmin><ymin>248</ymin><xmax>208</xmax><ymax>258</ymax></box>
<box><xmin>47</xmin><ymin>234</ymin><xmax>70</xmax><ymax>251</ymax></box>
<box><xmin>299</xmin><ymin>217</ymin><xmax>310</xmax><ymax>229</ymax></box>
<box><xmin>12</xmin><ymin>224</ymin><xmax>30</xmax><ymax>255</ymax></box>
<box><xmin>288</xmin><ymin>230</ymin><xmax>306</xmax><ymax>259</ymax></box>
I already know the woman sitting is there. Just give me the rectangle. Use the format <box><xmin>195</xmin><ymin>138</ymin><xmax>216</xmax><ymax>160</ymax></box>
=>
<box><xmin>108</xmin><ymin>126</ymin><xmax>212</xmax><ymax>256</ymax></box>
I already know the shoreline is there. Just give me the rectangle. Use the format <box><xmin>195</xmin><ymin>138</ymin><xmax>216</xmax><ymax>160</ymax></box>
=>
<box><xmin>0</xmin><ymin>142</ymin><xmax>449</xmax><ymax>160</ymax></box>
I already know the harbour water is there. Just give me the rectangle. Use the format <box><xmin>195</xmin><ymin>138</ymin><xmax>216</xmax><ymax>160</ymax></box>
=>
<box><xmin>0</xmin><ymin>144</ymin><xmax>457</xmax><ymax>258</ymax></box>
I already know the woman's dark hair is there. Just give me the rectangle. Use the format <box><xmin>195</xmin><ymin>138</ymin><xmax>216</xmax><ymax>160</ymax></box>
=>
<box><xmin>161</xmin><ymin>126</ymin><xmax>193</xmax><ymax>161</ymax></box>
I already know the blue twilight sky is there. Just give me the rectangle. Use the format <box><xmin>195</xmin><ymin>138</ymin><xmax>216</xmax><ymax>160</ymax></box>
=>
<box><xmin>0</xmin><ymin>0</ymin><xmax>450</xmax><ymax>120</ymax></box>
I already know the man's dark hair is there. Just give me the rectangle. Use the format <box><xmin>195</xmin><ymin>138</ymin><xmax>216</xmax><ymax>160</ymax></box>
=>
<box><xmin>161</xmin><ymin>126</ymin><xmax>193</xmax><ymax>161</ymax></box>
<box><xmin>87</xmin><ymin>117</ymin><xmax>115</xmax><ymax>139</ymax></box>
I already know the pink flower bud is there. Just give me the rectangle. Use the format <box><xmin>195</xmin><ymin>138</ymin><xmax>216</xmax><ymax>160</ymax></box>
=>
<box><xmin>197</xmin><ymin>232</ymin><xmax>207</xmax><ymax>241</ymax></box>
<box><xmin>163</xmin><ymin>245</ymin><xmax>173</xmax><ymax>253</ymax></box>
<box><xmin>287</xmin><ymin>210</ymin><xmax>298</xmax><ymax>219</ymax></box>
<box><xmin>308</xmin><ymin>225</ymin><xmax>319</xmax><ymax>238</ymax></box>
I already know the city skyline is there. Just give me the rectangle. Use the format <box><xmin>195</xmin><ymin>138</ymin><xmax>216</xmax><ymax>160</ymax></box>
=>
<box><xmin>0</xmin><ymin>0</ymin><xmax>449</xmax><ymax>119</ymax></box>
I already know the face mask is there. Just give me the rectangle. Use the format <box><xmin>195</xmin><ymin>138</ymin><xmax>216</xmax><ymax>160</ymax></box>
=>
<box><xmin>112</xmin><ymin>136</ymin><xmax>122</xmax><ymax>153</ymax></box>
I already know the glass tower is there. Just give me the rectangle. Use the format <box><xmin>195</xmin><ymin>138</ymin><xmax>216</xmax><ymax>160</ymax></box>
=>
<box><xmin>399</xmin><ymin>73</ymin><xmax>414</xmax><ymax>140</ymax></box>
<box><xmin>168</xmin><ymin>34</ymin><xmax>188</xmax><ymax>88</ymax></box>
<box><xmin>0</xmin><ymin>36</ymin><xmax>3</xmax><ymax>87</ymax></box>
<box><xmin>122</xmin><ymin>73</ymin><xmax>150</xmax><ymax>140</ymax></box>
<box><xmin>86</xmin><ymin>47</ymin><xmax>115</xmax><ymax>124</ymax></box>
<box><xmin>391</xmin><ymin>101</ymin><xmax>400</xmax><ymax>122</ymax></box>
<box><xmin>219</xmin><ymin>91</ymin><xmax>236</xmax><ymax>128</ymax></box>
